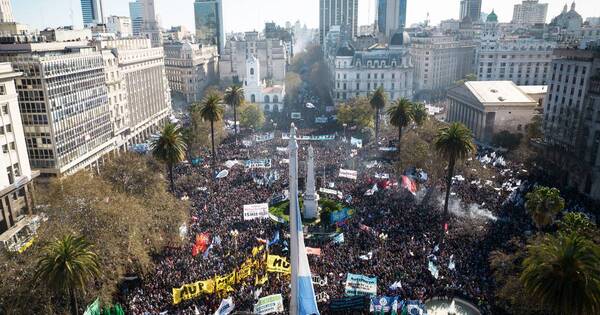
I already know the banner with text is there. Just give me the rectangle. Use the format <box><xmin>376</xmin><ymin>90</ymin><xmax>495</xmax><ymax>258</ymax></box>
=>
<box><xmin>253</xmin><ymin>294</ymin><xmax>284</xmax><ymax>315</ymax></box>
<box><xmin>339</xmin><ymin>169</ymin><xmax>358</xmax><ymax>180</ymax></box>
<box><xmin>243</xmin><ymin>203</ymin><xmax>270</xmax><ymax>220</ymax></box>
<box><xmin>345</xmin><ymin>273</ymin><xmax>377</xmax><ymax>297</ymax></box>
<box><xmin>266</xmin><ymin>254</ymin><xmax>291</xmax><ymax>274</ymax></box>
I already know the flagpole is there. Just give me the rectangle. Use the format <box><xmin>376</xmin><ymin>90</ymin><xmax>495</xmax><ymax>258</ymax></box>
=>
<box><xmin>289</xmin><ymin>123</ymin><xmax>299</xmax><ymax>315</ymax></box>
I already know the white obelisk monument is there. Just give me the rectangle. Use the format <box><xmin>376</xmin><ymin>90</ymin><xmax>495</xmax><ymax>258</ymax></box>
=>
<box><xmin>303</xmin><ymin>146</ymin><xmax>319</xmax><ymax>219</ymax></box>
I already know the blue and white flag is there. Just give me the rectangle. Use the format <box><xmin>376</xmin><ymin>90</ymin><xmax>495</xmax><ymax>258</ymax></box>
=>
<box><xmin>333</xmin><ymin>233</ymin><xmax>345</xmax><ymax>244</ymax></box>
<box><xmin>288</xmin><ymin>124</ymin><xmax>320</xmax><ymax>315</ymax></box>
<box><xmin>268</xmin><ymin>231</ymin><xmax>280</xmax><ymax>246</ymax></box>
<box><xmin>214</xmin><ymin>297</ymin><xmax>234</xmax><ymax>315</ymax></box>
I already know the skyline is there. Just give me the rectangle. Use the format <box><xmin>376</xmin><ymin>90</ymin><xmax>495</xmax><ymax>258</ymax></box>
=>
<box><xmin>11</xmin><ymin>0</ymin><xmax>600</xmax><ymax>34</ymax></box>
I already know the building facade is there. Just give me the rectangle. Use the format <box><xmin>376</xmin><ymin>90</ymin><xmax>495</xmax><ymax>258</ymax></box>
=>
<box><xmin>512</xmin><ymin>0</ymin><xmax>548</xmax><ymax>25</ymax></box>
<box><xmin>243</xmin><ymin>56</ymin><xmax>286</xmax><ymax>113</ymax></box>
<box><xmin>98</xmin><ymin>38</ymin><xmax>172</xmax><ymax>145</ymax></box>
<box><xmin>319</xmin><ymin>0</ymin><xmax>358</xmax><ymax>45</ymax></box>
<box><xmin>0</xmin><ymin>43</ymin><xmax>114</xmax><ymax>176</ymax></box>
<box><xmin>129</xmin><ymin>1</ymin><xmax>143</xmax><ymax>36</ymax></box>
<box><xmin>377</xmin><ymin>0</ymin><xmax>407</xmax><ymax>38</ymax></box>
<box><xmin>410</xmin><ymin>36</ymin><xmax>476</xmax><ymax>91</ymax></box>
<box><xmin>0</xmin><ymin>0</ymin><xmax>13</xmax><ymax>23</ymax></box>
<box><xmin>81</xmin><ymin>0</ymin><xmax>105</xmax><ymax>27</ymax></box>
<box><xmin>447</xmin><ymin>81</ymin><xmax>539</xmax><ymax>142</ymax></box>
<box><xmin>330</xmin><ymin>32</ymin><xmax>414</xmax><ymax>103</ymax></box>
<box><xmin>164</xmin><ymin>42</ymin><xmax>218</xmax><ymax>103</ymax></box>
<box><xmin>0</xmin><ymin>63</ymin><xmax>37</xmax><ymax>236</ymax></box>
<box><xmin>459</xmin><ymin>0</ymin><xmax>482</xmax><ymax>23</ymax></box>
<box><xmin>107</xmin><ymin>16</ymin><xmax>133</xmax><ymax>38</ymax></box>
<box><xmin>128</xmin><ymin>0</ymin><xmax>162</xmax><ymax>47</ymax></box>
<box><xmin>194</xmin><ymin>0</ymin><xmax>224</xmax><ymax>54</ymax></box>
<box><xmin>219</xmin><ymin>31</ymin><xmax>287</xmax><ymax>83</ymax></box>
<box><xmin>542</xmin><ymin>48</ymin><xmax>600</xmax><ymax>199</ymax></box>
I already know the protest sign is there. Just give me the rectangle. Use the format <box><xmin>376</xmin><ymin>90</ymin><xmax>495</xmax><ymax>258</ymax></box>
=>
<box><xmin>172</xmin><ymin>279</ymin><xmax>215</xmax><ymax>304</ymax></box>
<box><xmin>253</xmin><ymin>294</ymin><xmax>284</xmax><ymax>315</ymax></box>
<box><xmin>369</xmin><ymin>296</ymin><xmax>400</xmax><ymax>313</ymax></box>
<box><xmin>345</xmin><ymin>273</ymin><xmax>377</xmax><ymax>297</ymax></box>
<box><xmin>266</xmin><ymin>255</ymin><xmax>291</xmax><ymax>274</ymax></box>
<box><xmin>245</xmin><ymin>159</ymin><xmax>272</xmax><ymax>169</ymax></box>
<box><xmin>339</xmin><ymin>169</ymin><xmax>358</xmax><ymax>180</ymax></box>
<box><xmin>243</xmin><ymin>203</ymin><xmax>269</xmax><ymax>221</ymax></box>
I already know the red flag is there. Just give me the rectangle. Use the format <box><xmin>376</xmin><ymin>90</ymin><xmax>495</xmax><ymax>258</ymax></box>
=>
<box><xmin>194</xmin><ymin>233</ymin><xmax>211</xmax><ymax>254</ymax></box>
<box><xmin>444</xmin><ymin>223</ymin><xmax>449</xmax><ymax>234</ymax></box>
<box><xmin>401</xmin><ymin>176</ymin><xmax>418</xmax><ymax>195</ymax></box>
<box><xmin>192</xmin><ymin>244</ymin><xmax>200</xmax><ymax>257</ymax></box>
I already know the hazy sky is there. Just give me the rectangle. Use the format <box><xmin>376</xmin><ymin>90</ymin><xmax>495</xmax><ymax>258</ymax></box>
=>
<box><xmin>12</xmin><ymin>0</ymin><xmax>600</xmax><ymax>33</ymax></box>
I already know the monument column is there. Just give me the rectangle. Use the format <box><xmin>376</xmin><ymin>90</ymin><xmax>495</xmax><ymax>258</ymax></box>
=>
<box><xmin>303</xmin><ymin>146</ymin><xmax>319</xmax><ymax>219</ymax></box>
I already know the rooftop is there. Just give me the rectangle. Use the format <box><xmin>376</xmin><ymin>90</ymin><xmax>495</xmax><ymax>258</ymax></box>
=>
<box><xmin>464</xmin><ymin>81</ymin><xmax>536</xmax><ymax>104</ymax></box>
<box><xmin>518</xmin><ymin>85</ymin><xmax>548</xmax><ymax>95</ymax></box>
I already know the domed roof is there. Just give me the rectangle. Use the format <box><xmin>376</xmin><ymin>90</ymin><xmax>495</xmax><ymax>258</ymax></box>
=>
<box><xmin>486</xmin><ymin>10</ymin><xmax>498</xmax><ymax>23</ymax></box>
<box><xmin>390</xmin><ymin>31</ymin><xmax>410</xmax><ymax>46</ymax></box>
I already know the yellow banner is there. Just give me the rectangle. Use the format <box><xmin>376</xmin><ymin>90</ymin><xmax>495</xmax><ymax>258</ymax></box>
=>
<box><xmin>215</xmin><ymin>271</ymin><xmax>236</xmax><ymax>292</ymax></box>
<box><xmin>252</xmin><ymin>245</ymin><xmax>265</xmax><ymax>256</ymax></box>
<box><xmin>172</xmin><ymin>279</ymin><xmax>214</xmax><ymax>305</ymax></box>
<box><xmin>255</xmin><ymin>273</ymin><xmax>269</xmax><ymax>285</ymax></box>
<box><xmin>237</xmin><ymin>258</ymin><xmax>256</xmax><ymax>280</ymax></box>
<box><xmin>266</xmin><ymin>255</ymin><xmax>291</xmax><ymax>274</ymax></box>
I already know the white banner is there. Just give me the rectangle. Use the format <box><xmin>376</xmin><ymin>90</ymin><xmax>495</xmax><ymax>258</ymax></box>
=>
<box><xmin>255</xmin><ymin>132</ymin><xmax>275</xmax><ymax>142</ymax></box>
<box><xmin>351</xmin><ymin>137</ymin><xmax>363</xmax><ymax>148</ymax></box>
<box><xmin>243</xmin><ymin>203</ymin><xmax>269</xmax><ymax>221</ymax></box>
<box><xmin>379</xmin><ymin>147</ymin><xmax>398</xmax><ymax>152</ymax></box>
<box><xmin>339</xmin><ymin>169</ymin><xmax>358</xmax><ymax>180</ymax></box>
<box><xmin>254</xmin><ymin>294</ymin><xmax>284</xmax><ymax>315</ymax></box>
<box><xmin>245</xmin><ymin>159</ymin><xmax>272</xmax><ymax>169</ymax></box>
<box><xmin>319</xmin><ymin>187</ymin><xmax>343</xmax><ymax>199</ymax></box>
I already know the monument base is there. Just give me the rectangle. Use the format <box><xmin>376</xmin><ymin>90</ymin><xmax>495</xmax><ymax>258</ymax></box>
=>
<box><xmin>303</xmin><ymin>194</ymin><xmax>319</xmax><ymax>219</ymax></box>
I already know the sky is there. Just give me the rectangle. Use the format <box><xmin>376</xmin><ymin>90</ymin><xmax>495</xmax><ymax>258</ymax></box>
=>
<box><xmin>12</xmin><ymin>0</ymin><xmax>600</xmax><ymax>33</ymax></box>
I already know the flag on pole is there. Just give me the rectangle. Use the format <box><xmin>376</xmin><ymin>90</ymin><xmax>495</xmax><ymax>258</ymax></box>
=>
<box><xmin>401</xmin><ymin>176</ymin><xmax>418</xmax><ymax>195</ymax></box>
<box><xmin>289</xmin><ymin>123</ymin><xmax>320</xmax><ymax>315</ymax></box>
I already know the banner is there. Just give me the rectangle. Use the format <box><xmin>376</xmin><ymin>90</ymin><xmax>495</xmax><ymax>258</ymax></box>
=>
<box><xmin>192</xmin><ymin>233</ymin><xmax>211</xmax><ymax>257</ymax></box>
<box><xmin>330</xmin><ymin>207</ymin><xmax>354</xmax><ymax>224</ymax></box>
<box><xmin>404</xmin><ymin>300</ymin><xmax>427</xmax><ymax>315</ymax></box>
<box><xmin>255</xmin><ymin>132</ymin><xmax>275</xmax><ymax>142</ymax></box>
<box><xmin>282</xmin><ymin>134</ymin><xmax>336</xmax><ymax>141</ymax></box>
<box><xmin>172</xmin><ymin>279</ymin><xmax>215</xmax><ymax>304</ymax></box>
<box><xmin>319</xmin><ymin>187</ymin><xmax>343</xmax><ymax>199</ymax></box>
<box><xmin>276</xmin><ymin>147</ymin><xmax>288</xmax><ymax>153</ymax></box>
<box><xmin>345</xmin><ymin>273</ymin><xmax>377</xmax><ymax>297</ymax></box>
<box><xmin>339</xmin><ymin>169</ymin><xmax>358</xmax><ymax>180</ymax></box>
<box><xmin>329</xmin><ymin>296</ymin><xmax>369</xmax><ymax>311</ymax></box>
<box><xmin>269</xmin><ymin>213</ymin><xmax>285</xmax><ymax>223</ymax></box>
<box><xmin>237</xmin><ymin>258</ymin><xmax>257</xmax><ymax>280</ymax></box>
<box><xmin>306</xmin><ymin>247</ymin><xmax>322</xmax><ymax>256</ymax></box>
<box><xmin>216</xmin><ymin>169</ymin><xmax>229</xmax><ymax>179</ymax></box>
<box><xmin>245</xmin><ymin>159</ymin><xmax>272</xmax><ymax>169</ymax></box>
<box><xmin>333</xmin><ymin>233</ymin><xmax>345</xmax><ymax>244</ymax></box>
<box><xmin>266</xmin><ymin>254</ymin><xmax>291</xmax><ymax>274</ymax></box>
<box><xmin>254</xmin><ymin>294</ymin><xmax>284</xmax><ymax>315</ymax></box>
<box><xmin>369</xmin><ymin>296</ymin><xmax>400</xmax><ymax>314</ymax></box>
<box><xmin>224</xmin><ymin>160</ymin><xmax>240</xmax><ymax>168</ymax></box>
<box><xmin>374</xmin><ymin>173</ymin><xmax>390</xmax><ymax>179</ymax></box>
<box><xmin>215</xmin><ymin>271</ymin><xmax>236</xmax><ymax>292</ymax></box>
<box><xmin>243</xmin><ymin>203</ymin><xmax>269</xmax><ymax>220</ymax></box>
<box><xmin>351</xmin><ymin>137</ymin><xmax>363</xmax><ymax>148</ymax></box>
<box><xmin>379</xmin><ymin>147</ymin><xmax>398</xmax><ymax>152</ymax></box>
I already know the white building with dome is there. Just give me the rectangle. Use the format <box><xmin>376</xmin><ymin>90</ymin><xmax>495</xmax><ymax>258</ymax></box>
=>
<box><xmin>329</xmin><ymin>31</ymin><xmax>413</xmax><ymax>103</ymax></box>
<box><xmin>243</xmin><ymin>55</ymin><xmax>285</xmax><ymax>113</ymax></box>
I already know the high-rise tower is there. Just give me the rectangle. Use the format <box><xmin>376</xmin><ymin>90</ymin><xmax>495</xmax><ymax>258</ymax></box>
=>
<box><xmin>81</xmin><ymin>0</ymin><xmax>104</xmax><ymax>26</ymax></box>
<box><xmin>319</xmin><ymin>0</ymin><xmax>358</xmax><ymax>45</ymax></box>
<box><xmin>194</xmin><ymin>0</ymin><xmax>224</xmax><ymax>54</ymax></box>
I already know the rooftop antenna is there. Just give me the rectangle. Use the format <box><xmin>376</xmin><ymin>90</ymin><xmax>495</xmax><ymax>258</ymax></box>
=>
<box><xmin>69</xmin><ymin>0</ymin><xmax>75</xmax><ymax>27</ymax></box>
<box><xmin>425</xmin><ymin>12</ymin><xmax>430</xmax><ymax>27</ymax></box>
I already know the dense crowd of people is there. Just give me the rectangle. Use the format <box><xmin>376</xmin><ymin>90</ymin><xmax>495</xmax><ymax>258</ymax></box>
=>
<box><xmin>122</xmin><ymin>128</ymin><xmax>537</xmax><ymax>314</ymax></box>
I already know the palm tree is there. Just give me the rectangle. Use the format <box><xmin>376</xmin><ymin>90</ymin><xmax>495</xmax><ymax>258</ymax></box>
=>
<box><xmin>521</xmin><ymin>232</ymin><xmax>600</xmax><ymax>315</ymax></box>
<box><xmin>369</xmin><ymin>86</ymin><xmax>387</xmax><ymax>143</ymax></box>
<box><xmin>199</xmin><ymin>92</ymin><xmax>225</xmax><ymax>163</ymax></box>
<box><xmin>525</xmin><ymin>186</ymin><xmax>565</xmax><ymax>229</ymax></box>
<box><xmin>434</xmin><ymin>122</ymin><xmax>475</xmax><ymax>219</ymax></box>
<box><xmin>224</xmin><ymin>85</ymin><xmax>245</xmax><ymax>142</ymax></box>
<box><xmin>33</xmin><ymin>235</ymin><xmax>100</xmax><ymax>315</ymax></box>
<box><xmin>151</xmin><ymin>123</ymin><xmax>187</xmax><ymax>192</ymax></box>
<box><xmin>387</xmin><ymin>98</ymin><xmax>413</xmax><ymax>160</ymax></box>
<box><xmin>411</xmin><ymin>102</ymin><xmax>428</xmax><ymax>126</ymax></box>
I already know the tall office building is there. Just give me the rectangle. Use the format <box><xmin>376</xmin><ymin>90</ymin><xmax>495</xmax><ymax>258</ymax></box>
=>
<box><xmin>81</xmin><ymin>0</ymin><xmax>105</xmax><ymax>27</ymax></box>
<box><xmin>0</xmin><ymin>62</ymin><xmax>37</xmax><ymax>236</ymax></box>
<box><xmin>377</xmin><ymin>0</ymin><xmax>408</xmax><ymax>38</ymax></box>
<box><xmin>129</xmin><ymin>1</ymin><xmax>144</xmax><ymax>36</ymax></box>
<box><xmin>0</xmin><ymin>43</ymin><xmax>114</xmax><ymax>176</ymax></box>
<box><xmin>0</xmin><ymin>0</ymin><xmax>13</xmax><ymax>23</ymax></box>
<box><xmin>107</xmin><ymin>16</ymin><xmax>133</xmax><ymax>38</ymax></box>
<box><xmin>542</xmin><ymin>48</ymin><xmax>600</xmax><ymax>198</ymax></box>
<box><xmin>128</xmin><ymin>0</ymin><xmax>162</xmax><ymax>47</ymax></box>
<box><xmin>319</xmin><ymin>0</ymin><xmax>358</xmax><ymax>45</ymax></box>
<box><xmin>459</xmin><ymin>0</ymin><xmax>482</xmax><ymax>23</ymax></box>
<box><xmin>512</xmin><ymin>0</ymin><xmax>548</xmax><ymax>25</ymax></box>
<box><xmin>194</xmin><ymin>0</ymin><xmax>224</xmax><ymax>54</ymax></box>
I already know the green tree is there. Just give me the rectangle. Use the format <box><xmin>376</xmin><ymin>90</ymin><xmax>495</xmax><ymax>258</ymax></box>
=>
<box><xmin>387</xmin><ymin>98</ymin><xmax>413</xmax><ymax>161</ymax></box>
<box><xmin>558</xmin><ymin>212</ymin><xmax>598</xmax><ymax>241</ymax></box>
<box><xmin>525</xmin><ymin>186</ymin><xmax>565</xmax><ymax>229</ymax></box>
<box><xmin>521</xmin><ymin>232</ymin><xmax>600</xmax><ymax>315</ymax></box>
<box><xmin>336</xmin><ymin>97</ymin><xmax>375</xmax><ymax>129</ymax></box>
<box><xmin>526</xmin><ymin>115</ymin><xmax>543</xmax><ymax>140</ymax></box>
<box><xmin>33</xmin><ymin>235</ymin><xmax>100</xmax><ymax>315</ymax></box>
<box><xmin>434</xmin><ymin>122</ymin><xmax>475</xmax><ymax>219</ymax></box>
<box><xmin>223</xmin><ymin>85</ymin><xmax>245</xmax><ymax>140</ymax></box>
<box><xmin>151</xmin><ymin>123</ymin><xmax>187</xmax><ymax>192</ymax></box>
<box><xmin>370</xmin><ymin>87</ymin><xmax>387</xmax><ymax>143</ymax></box>
<box><xmin>411</xmin><ymin>102</ymin><xmax>428</xmax><ymax>126</ymax></box>
<box><xmin>199</xmin><ymin>92</ymin><xmax>225</xmax><ymax>162</ymax></box>
<box><xmin>240</xmin><ymin>103</ymin><xmax>266</xmax><ymax>130</ymax></box>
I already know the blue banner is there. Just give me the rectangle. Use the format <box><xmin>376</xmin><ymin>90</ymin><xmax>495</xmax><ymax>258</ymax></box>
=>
<box><xmin>330</xmin><ymin>207</ymin><xmax>354</xmax><ymax>224</ymax></box>
<box><xmin>370</xmin><ymin>296</ymin><xmax>401</xmax><ymax>314</ymax></box>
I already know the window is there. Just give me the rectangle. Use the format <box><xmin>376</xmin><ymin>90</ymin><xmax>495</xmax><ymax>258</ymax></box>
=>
<box><xmin>6</xmin><ymin>166</ymin><xmax>13</xmax><ymax>185</ymax></box>
<box><xmin>264</xmin><ymin>95</ymin><xmax>270</xmax><ymax>103</ymax></box>
<box><xmin>251</xmin><ymin>94</ymin><xmax>256</xmax><ymax>102</ymax></box>
<box><xmin>0</xmin><ymin>84</ymin><xmax>5</xmax><ymax>95</ymax></box>
<box><xmin>250</xmin><ymin>68</ymin><xmax>254</xmax><ymax>75</ymax></box>
<box><xmin>2</xmin><ymin>144</ymin><xmax>7</xmax><ymax>153</ymax></box>
<box><xmin>5</xmin><ymin>124</ymin><xmax>11</xmax><ymax>133</ymax></box>
<box><xmin>1</xmin><ymin>104</ymin><xmax>7</xmax><ymax>115</ymax></box>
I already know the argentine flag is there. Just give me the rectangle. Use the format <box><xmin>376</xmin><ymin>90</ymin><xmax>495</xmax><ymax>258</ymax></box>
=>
<box><xmin>288</xmin><ymin>124</ymin><xmax>320</xmax><ymax>315</ymax></box>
